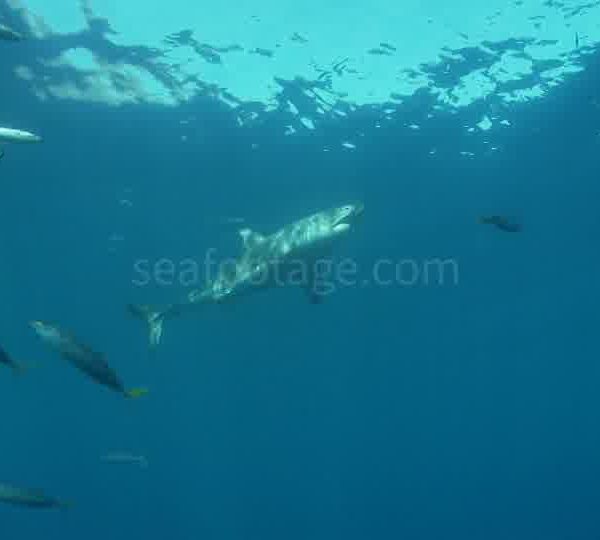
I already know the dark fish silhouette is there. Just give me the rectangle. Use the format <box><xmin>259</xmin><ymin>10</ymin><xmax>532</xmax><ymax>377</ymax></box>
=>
<box><xmin>0</xmin><ymin>345</ymin><xmax>26</xmax><ymax>374</ymax></box>
<box><xmin>0</xmin><ymin>483</ymin><xmax>70</xmax><ymax>509</ymax></box>
<box><xmin>479</xmin><ymin>215</ymin><xmax>522</xmax><ymax>232</ymax></box>
<box><xmin>30</xmin><ymin>321</ymin><xmax>147</xmax><ymax>398</ymax></box>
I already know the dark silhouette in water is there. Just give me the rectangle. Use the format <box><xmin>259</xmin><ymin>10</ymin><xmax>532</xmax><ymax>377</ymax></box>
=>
<box><xmin>0</xmin><ymin>483</ymin><xmax>70</xmax><ymax>509</ymax></box>
<box><xmin>0</xmin><ymin>345</ymin><xmax>25</xmax><ymax>373</ymax></box>
<box><xmin>479</xmin><ymin>215</ymin><xmax>522</xmax><ymax>232</ymax></box>
<box><xmin>29</xmin><ymin>321</ymin><xmax>148</xmax><ymax>398</ymax></box>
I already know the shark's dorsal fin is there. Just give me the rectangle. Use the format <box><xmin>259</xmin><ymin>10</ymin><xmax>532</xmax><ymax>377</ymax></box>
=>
<box><xmin>239</xmin><ymin>228</ymin><xmax>266</xmax><ymax>250</ymax></box>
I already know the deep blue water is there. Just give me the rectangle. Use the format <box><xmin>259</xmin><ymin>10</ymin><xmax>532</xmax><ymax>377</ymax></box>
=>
<box><xmin>1</xmin><ymin>35</ymin><xmax>600</xmax><ymax>540</ymax></box>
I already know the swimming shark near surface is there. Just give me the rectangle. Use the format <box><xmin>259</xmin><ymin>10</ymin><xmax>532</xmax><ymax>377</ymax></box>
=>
<box><xmin>129</xmin><ymin>203</ymin><xmax>364</xmax><ymax>347</ymax></box>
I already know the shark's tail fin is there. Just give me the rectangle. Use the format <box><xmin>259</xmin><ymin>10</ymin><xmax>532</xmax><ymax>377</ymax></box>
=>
<box><xmin>127</xmin><ymin>304</ymin><xmax>167</xmax><ymax>348</ymax></box>
<box><xmin>124</xmin><ymin>387</ymin><xmax>149</xmax><ymax>399</ymax></box>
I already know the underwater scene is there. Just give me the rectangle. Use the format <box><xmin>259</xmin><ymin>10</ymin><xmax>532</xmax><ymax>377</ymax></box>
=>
<box><xmin>1</xmin><ymin>0</ymin><xmax>600</xmax><ymax>538</ymax></box>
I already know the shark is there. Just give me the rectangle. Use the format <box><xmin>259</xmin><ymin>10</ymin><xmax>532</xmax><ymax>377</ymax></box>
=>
<box><xmin>129</xmin><ymin>202</ymin><xmax>364</xmax><ymax>347</ymax></box>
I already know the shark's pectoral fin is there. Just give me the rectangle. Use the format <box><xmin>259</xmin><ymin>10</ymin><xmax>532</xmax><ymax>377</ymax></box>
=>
<box><xmin>127</xmin><ymin>304</ymin><xmax>166</xmax><ymax>347</ymax></box>
<box><xmin>239</xmin><ymin>228</ymin><xmax>266</xmax><ymax>250</ymax></box>
<box><xmin>306</xmin><ymin>289</ymin><xmax>324</xmax><ymax>304</ymax></box>
<box><xmin>304</xmin><ymin>264</ymin><xmax>326</xmax><ymax>304</ymax></box>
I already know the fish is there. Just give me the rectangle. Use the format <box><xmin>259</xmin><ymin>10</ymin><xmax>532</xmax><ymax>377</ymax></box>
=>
<box><xmin>0</xmin><ymin>127</ymin><xmax>42</xmax><ymax>144</ymax></box>
<box><xmin>101</xmin><ymin>453</ymin><xmax>148</xmax><ymax>468</ymax></box>
<box><xmin>0</xmin><ymin>483</ymin><xmax>70</xmax><ymax>509</ymax></box>
<box><xmin>290</xmin><ymin>32</ymin><xmax>308</xmax><ymax>44</ymax></box>
<box><xmin>129</xmin><ymin>203</ymin><xmax>364</xmax><ymax>347</ymax></box>
<box><xmin>29</xmin><ymin>321</ymin><xmax>148</xmax><ymax>399</ymax></box>
<box><xmin>479</xmin><ymin>215</ymin><xmax>522</xmax><ymax>232</ymax></box>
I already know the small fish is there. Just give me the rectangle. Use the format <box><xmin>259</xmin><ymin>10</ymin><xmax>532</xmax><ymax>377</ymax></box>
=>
<box><xmin>0</xmin><ymin>483</ymin><xmax>70</xmax><ymax>509</ymax></box>
<box><xmin>479</xmin><ymin>215</ymin><xmax>522</xmax><ymax>232</ymax></box>
<box><xmin>367</xmin><ymin>48</ymin><xmax>392</xmax><ymax>56</ymax></box>
<box><xmin>30</xmin><ymin>321</ymin><xmax>148</xmax><ymax>399</ymax></box>
<box><xmin>0</xmin><ymin>148</ymin><xmax>4</xmax><ymax>160</ymax></box>
<box><xmin>575</xmin><ymin>32</ymin><xmax>580</xmax><ymax>48</ymax></box>
<box><xmin>101</xmin><ymin>453</ymin><xmax>148</xmax><ymax>468</ymax></box>
<box><xmin>0</xmin><ymin>127</ymin><xmax>42</xmax><ymax>143</ymax></box>
<box><xmin>291</xmin><ymin>32</ymin><xmax>308</xmax><ymax>44</ymax></box>
<box><xmin>251</xmin><ymin>47</ymin><xmax>274</xmax><ymax>58</ymax></box>
<box><xmin>0</xmin><ymin>23</ymin><xmax>23</xmax><ymax>42</ymax></box>
<box><xmin>219</xmin><ymin>216</ymin><xmax>246</xmax><ymax>225</ymax></box>
<box><xmin>332</xmin><ymin>58</ymin><xmax>349</xmax><ymax>76</ymax></box>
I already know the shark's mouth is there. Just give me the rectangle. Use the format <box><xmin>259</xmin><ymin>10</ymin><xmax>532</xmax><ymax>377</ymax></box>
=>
<box><xmin>332</xmin><ymin>203</ymin><xmax>364</xmax><ymax>232</ymax></box>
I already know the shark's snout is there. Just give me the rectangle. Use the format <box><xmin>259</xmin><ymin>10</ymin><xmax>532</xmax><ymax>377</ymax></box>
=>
<box><xmin>29</xmin><ymin>320</ymin><xmax>43</xmax><ymax>331</ymax></box>
<box><xmin>29</xmin><ymin>320</ymin><xmax>56</xmax><ymax>341</ymax></box>
<box><xmin>331</xmin><ymin>203</ymin><xmax>364</xmax><ymax>234</ymax></box>
<box><xmin>338</xmin><ymin>202</ymin><xmax>364</xmax><ymax>224</ymax></box>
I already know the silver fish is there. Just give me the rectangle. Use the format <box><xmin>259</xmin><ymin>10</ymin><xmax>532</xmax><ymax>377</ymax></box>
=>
<box><xmin>0</xmin><ymin>127</ymin><xmax>42</xmax><ymax>143</ymax></box>
<box><xmin>101</xmin><ymin>453</ymin><xmax>148</xmax><ymax>468</ymax></box>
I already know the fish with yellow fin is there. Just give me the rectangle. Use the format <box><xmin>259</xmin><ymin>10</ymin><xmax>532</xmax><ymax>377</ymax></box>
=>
<box><xmin>29</xmin><ymin>321</ymin><xmax>147</xmax><ymax>399</ymax></box>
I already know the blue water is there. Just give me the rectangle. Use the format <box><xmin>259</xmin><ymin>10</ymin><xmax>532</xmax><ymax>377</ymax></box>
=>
<box><xmin>1</xmin><ymin>30</ymin><xmax>600</xmax><ymax>540</ymax></box>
